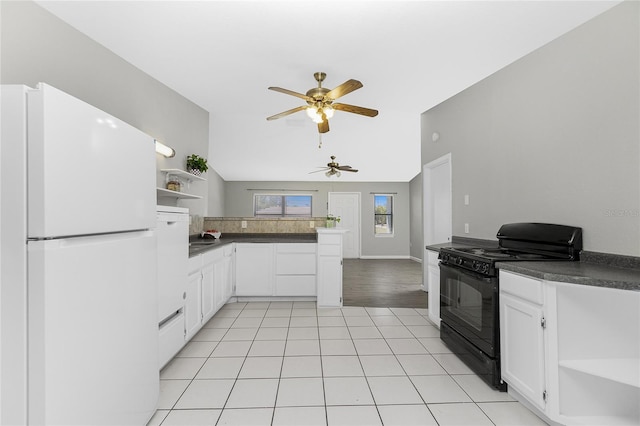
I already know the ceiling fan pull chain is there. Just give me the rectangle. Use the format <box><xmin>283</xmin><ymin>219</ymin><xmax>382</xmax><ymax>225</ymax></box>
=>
<box><xmin>318</xmin><ymin>134</ymin><xmax>322</xmax><ymax>149</ymax></box>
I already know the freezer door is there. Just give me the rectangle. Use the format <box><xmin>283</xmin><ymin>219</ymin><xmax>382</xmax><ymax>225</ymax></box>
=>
<box><xmin>28</xmin><ymin>231</ymin><xmax>158</xmax><ymax>425</ymax></box>
<box><xmin>27</xmin><ymin>83</ymin><xmax>156</xmax><ymax>238</ymax></box>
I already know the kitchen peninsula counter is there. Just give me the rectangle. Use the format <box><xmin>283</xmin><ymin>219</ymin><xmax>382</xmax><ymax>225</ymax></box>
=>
<box><xmin>189</xmin><ymin>233</ymin><xmax>317</xmax><ymax>256</ymax></box>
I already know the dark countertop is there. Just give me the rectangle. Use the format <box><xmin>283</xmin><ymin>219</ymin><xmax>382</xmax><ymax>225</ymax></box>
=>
<box><xmin>189</xmin><ymin>233</ymin><xmax>317</xmax><ymax>257</ymax></box>
<box><xmin>426</xmin><ymin>237</ymin><xmax>640</xmax><ymax>292</ymax></box>
<box><xmin>496</xmin><ymin>260</ymin><xmax>640</xmax><ymax>292</ymax></box>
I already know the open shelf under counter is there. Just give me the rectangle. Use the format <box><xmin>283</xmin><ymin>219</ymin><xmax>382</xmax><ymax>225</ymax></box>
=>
<box><xmin>160</xmin><ymin>168</ymin><xmax>206</xmax><ymax>182</ymax></box>
<box><xmin>156</xmin><ymin>187</ymin><xmax>202</xmax><ymax>200</ymax></box>
<box><xmin>558</xmin><ymin>358</ymin><xmax>640</xmax><ymax>388</ymax></box>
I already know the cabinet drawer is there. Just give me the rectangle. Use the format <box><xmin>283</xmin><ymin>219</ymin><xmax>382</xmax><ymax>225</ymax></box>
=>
<box><xmin>276</xmin><ymin>252</ymin><xmax>316</xmax><ymax>275</ymax></box>
<box><xmin>500</xmin><ymin>271</ymin><xmax>543</xmax><ymax>304</ymax></box>
<box><xmin>275</xmin><ymin>275</ymin><xmax>316</xmax><ymax>296</ymax></box>
<box><xmin>276</xmin><ymin>243</ymin><xmax>317</xmax><ymax>254</ymax></box>
<box><xmin>318</xmin><ymin>234</ymin><xmax>342</xmax><ymax>245</ymax></box>
<box><xmin>318</xmin><ymin>244</ymin><xmax>341</xmax><ymax>256</ymax></box>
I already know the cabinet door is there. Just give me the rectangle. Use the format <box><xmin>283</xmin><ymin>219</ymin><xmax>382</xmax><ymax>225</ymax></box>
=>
<box><xmin>185</xmin><ymin>271</ymin><xmax>202</xmax><ymax>340</ymax></box>
<box><xmin>317</xmin><ymin>256</ymin><xmax>342</xmax><ymax>307</ymax></box>
<box><xmin>213</xmin><ymin>258</ymin><xmax>226</xmax><ymax>312</ymax></box>
<box><xmin>427</xmin><ymin>265</ymin><xmax>440</xmax><ymax>327</ymax></box>
<box><xmin>201</xmin><ymin>262</ymin><xmax>215</xmax><ymax>323</ymax></box>
<box><xmin>500</xmin><ymin>292</ymin><xmax>546</xmax><ymax>410</ymax></box>
<box><xmin>223</xmin><ymin>255</ymin><xmax>233</xmax><ymax>301</ymax></box>
<box><xmin>235</xmin><ymin>244</ymin><xmax>274</xmax><ymax>296</ymax></box>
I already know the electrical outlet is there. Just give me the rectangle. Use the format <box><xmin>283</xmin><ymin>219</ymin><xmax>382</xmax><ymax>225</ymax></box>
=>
<box><xmin>241</xmin><ymin>220</ymin><xmax>247</xmax><ymax>229</ymax></box>
<box><xmin>309</xmin><ymin>221</ymin><xmax>315</xmax><ymax>228</ymax></box>
<box><xmin>464</xmin><ymin>223</ymin><xmax>470</xmax><ymax>234</ymax></box>
<box><xmin>464</xmin><ymin>194</ymin><xmax>469</xmax><ymax>205</ymax></box>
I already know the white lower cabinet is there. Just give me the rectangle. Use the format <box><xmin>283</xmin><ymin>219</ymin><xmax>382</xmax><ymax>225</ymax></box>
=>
<box><xmin>426</xmin><ymin>249</ymin><xmax>440</xmax><ymax>327</ymax></box>
<box><xmin>500</xmin><ymin>270</ymin><xmax>640</xmax><ymax>426</ymax></box>
<box><xmin>235</xmin><ymin>243</ymin><xmax>275</xmax><ymax>296</ymax></box>
<box><xmin>499</xmin><ymin>272</ymin><xmax>546</xmax><ymax>410</ymax></box>
<box><xmin>316</xmin><ymin>231</ymin><xmax>346</xmax><ymax>307</ymax></box>
<box><xmin>222</xmin><ymin>245</ymin><xmax>234</xmax><ymax>301</ymax></box>
<box><xmin>200</xmin><ymin>250</ymin><xmax>218</xmax><ymax>323</ymax></box>
<box><xmin>185</xmin><ymin>256</ymin><xmax>204</xmax><ymax>341</ymax></box>
<box><xmin>235</xmin><ymin>243</ymin><xmax>318</xmax><ymax>297</ymax></box>
<box><xmin>275</xmin><ymin>243</ymin><xmax>317</xmax><ymax>296</ymax></box>
<box><xmin>185</xmin><ymin>246</ymin><xmax>232</xmax><ymax>341</ymax></box>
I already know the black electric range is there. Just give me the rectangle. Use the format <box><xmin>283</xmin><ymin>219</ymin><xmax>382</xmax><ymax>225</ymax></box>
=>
<box><xmin>437</xmin><ymin>223</ymin><xmax>582</xmax><ymax>390</ymax></box>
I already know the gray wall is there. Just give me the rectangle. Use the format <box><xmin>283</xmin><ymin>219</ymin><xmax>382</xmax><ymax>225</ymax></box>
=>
<box><xmin>409</xmin><ymin>173</ymin><xmax>423</xmax><ymax>261</ymax></box>
<box><xmin>421</xmin><ymin>2</ymin><xmax>639</xmax><ymax>256</ymax></box>
<box><xmin>0</xmin><ymin>1</ymin><xmax>224</xmax><ymax>217</ymax></box>
<box><xmin>224</xmin><ymin>181</ymin><xmax>410</xmax><ymax>258</ymax></box>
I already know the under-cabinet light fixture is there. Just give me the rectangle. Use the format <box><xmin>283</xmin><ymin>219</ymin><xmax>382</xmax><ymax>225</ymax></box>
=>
<box><xmin>155</xmin><ymin>139</ymin><xmax>175</xmax><ymax>158</ymax></box>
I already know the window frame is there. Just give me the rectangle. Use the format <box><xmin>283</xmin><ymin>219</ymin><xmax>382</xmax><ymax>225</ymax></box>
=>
<box><xmin>374</xmin><ymin>194</ymin><xmax>394</xmax><ymax>237</ymax></box>
<box><xmin>253</xmin><ymin>194</ymin><xmax>313</xmax><ymax>218</ymax></box>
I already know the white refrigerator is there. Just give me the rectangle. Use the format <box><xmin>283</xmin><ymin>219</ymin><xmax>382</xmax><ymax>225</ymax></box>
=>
<box><xmin>1</xmin><ymin>83</ymin><xmax>159</xmax><ymax>425</ymax></box>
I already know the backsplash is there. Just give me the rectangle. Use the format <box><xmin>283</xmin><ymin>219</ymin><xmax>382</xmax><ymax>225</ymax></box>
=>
<box><xmin>202</xmin><ymin>217</ymin><xmax>328</xmax><ymax>234</ymax></box>
<box><xmin>189</xmin><ymin>215</ymin><xmax>204</xmax><ymax>235</ymax></box>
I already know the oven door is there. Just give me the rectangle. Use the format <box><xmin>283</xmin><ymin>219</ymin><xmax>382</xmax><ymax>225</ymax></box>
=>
<box><xmin>439</xmin><ymin>263</ymin><xmax>498</xmax><ymax>357</ymax></box>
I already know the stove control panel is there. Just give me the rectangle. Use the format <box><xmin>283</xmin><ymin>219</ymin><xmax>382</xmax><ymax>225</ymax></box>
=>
<box><xmin>439</xmin><ymin>251</ymin><xmax>493</xmax><ymax>276</ymax></box>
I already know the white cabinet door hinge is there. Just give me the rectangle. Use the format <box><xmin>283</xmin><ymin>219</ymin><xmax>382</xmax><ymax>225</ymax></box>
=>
<box><xmin>542</xmin><ymin>390</ymin><xmax>547</xmax><ymax>402</ymax></box>
<box><xmin>540</xmin><ymin>317</ymin><xmax>546</xmax><ymax>329</ymax></box>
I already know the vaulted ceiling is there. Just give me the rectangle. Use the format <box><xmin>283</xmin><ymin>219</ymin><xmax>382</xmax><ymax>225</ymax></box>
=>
<box><xmin>36</xmin><ymin>1</ymin><xmax>620</xmax><ymax>181</ymax></box>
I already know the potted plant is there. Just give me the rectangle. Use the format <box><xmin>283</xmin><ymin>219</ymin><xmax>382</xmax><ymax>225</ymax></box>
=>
<box><xmin>326</xmin><ymin>214</ymin><xmax>341</xmax><ymax>228</ymax></box>
<box><xmin>186</xmin><ymin>154</ymin><xmax>209</xmax><ymax>176</ymax></box>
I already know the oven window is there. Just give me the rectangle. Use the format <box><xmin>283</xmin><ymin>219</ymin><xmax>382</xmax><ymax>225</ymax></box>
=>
<box><xmin>443</xmin><ymin>277</ymin><xmax>483</xmax><ymax>331</ymax></box>
<box><xmin>440</xmin><ymin>263</ymin><xmax>498</xmax><ymax>357</ymax></box>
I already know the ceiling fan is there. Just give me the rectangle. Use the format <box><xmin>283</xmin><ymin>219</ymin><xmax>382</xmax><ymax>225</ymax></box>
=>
<box><xmin>267</xmin><ymin>72</ymin><xmax>378</xmax><ymax>134</ymax></box>
<box><xmin>310</xmin><ymin>155</ymin><xmax>358</xmax><ymax>178</ymax></box>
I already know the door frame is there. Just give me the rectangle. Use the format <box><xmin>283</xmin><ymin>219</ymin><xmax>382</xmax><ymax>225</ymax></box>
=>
<box><xmin>423</xmin><ymin>153</ymin><xmax>452</xmax><ymax>246</ymax></box>
<box><xmin>423</xmin><ymin>153</ymin><xmax>452</xmax><ymax>294</ymax></box>
<box><xmin>328</xmin><ymin>192</ymin><xmax>361</xmax><ymax>258</ymax></box>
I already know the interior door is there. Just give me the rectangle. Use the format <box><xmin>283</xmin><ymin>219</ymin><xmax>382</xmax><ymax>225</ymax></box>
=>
<box><xmin>328</xmin><ymin>192</ymin><xmax>360</xmax><ymax>258</ymax></box>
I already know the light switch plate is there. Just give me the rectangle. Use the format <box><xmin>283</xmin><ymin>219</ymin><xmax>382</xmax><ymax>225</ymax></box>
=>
<box><xmin>309</xmin><ymin>221</ymin><xmax>315</xmax><ymax>228</ymax></box>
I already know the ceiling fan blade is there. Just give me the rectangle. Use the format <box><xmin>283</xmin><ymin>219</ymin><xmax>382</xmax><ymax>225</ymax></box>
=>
<box><xmin>318</xmin><ymin>120</ymin><xmax>329</xmax><ymax>134</ymax></box>
<box><xmin>325</xmin><ymin>79</ymin><xmax>363</xmax><ymax>100</ymax></box>
<box><xmin>337</xmin><ymin>165</ymin><xmax>353</xmax><ymax>170</ymax></box>
<box><xmin>343</xmin><ymin>168</ymin><xmax>358</xmax><ymax>172</ymax></box>
<box><xmin>333</xmin><ymin>103</ymin><xmax>378</xmax><ymax>117</ymax></box>
<box><xmin>266</xmin><ymin>105</ymin><xmax>307</xmax><ymax>121</ymax></box>
<box><xmin>309</xmin><ymin>168</ymin><xmax>330</xmax><ymax>174</ymax></box>
<box><xmin>268</xmin><ymin>86</ymin><xmax>314</xmax><ymax>102</ymax></box>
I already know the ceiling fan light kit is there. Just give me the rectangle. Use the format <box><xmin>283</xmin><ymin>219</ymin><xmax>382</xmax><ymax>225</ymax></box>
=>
<box><xmin>267</xmin><ymin>72</ymin><xmax>378</xmax><ymax>135</ymax></box>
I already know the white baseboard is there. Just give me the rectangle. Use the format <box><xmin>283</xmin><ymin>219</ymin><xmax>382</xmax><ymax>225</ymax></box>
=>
<box><xmin>410</xmin><ymin>256</ymin><xmax>423</xmax><ymax>263</ymax></box>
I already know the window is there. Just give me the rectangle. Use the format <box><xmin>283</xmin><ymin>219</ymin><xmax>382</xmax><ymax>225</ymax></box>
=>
<box><xmin>254</xmin><ymin>194</ymin><xmax>312</xmax><ymax>217</ymax></box>
<box><xmin>374</xmin><ymin>194</ymin><xmax>393</xmax><ymax>235</ymax></box>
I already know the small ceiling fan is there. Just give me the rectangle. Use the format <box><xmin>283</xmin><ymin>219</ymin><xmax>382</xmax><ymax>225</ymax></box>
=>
<box><xmin>267</xmin><ymin>72</ymin><xmax>378</xmax><ymax>134</ymax></box>
<box><xmin>310</xmin><ymin>155</ymin><xmax>358</xmax><ymax>178</ymax></box>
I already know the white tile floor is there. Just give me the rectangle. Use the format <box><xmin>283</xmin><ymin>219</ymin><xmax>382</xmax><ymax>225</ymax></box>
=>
<box><xmin>148</xmin><ymin>301</ymin><xmax>548</xmax><ymax>426</ymax></box>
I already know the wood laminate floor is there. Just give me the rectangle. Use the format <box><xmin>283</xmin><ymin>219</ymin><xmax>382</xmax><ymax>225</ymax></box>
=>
<box><xmin>342</xmin><ymin>259</ymin><xmax>428</xmax><ymax>309</ymax></box>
